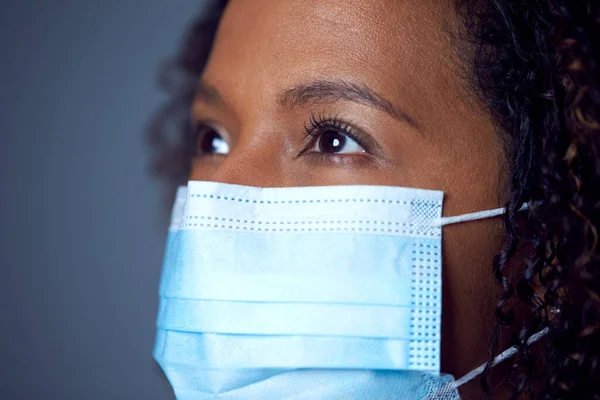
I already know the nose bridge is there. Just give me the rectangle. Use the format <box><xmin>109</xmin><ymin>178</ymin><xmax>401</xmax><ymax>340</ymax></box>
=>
<box><xmin>208</xmin><ymin>135</ymin><xmax>283</xmax><ymax>187</ymax></box>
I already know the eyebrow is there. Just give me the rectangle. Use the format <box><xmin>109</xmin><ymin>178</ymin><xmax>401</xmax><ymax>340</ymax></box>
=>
<box><xmin>195</xmin><ymin>79</ymin><xmax>421</xmax><ymax>131</ymax></box>
<box><xmin>195</xmin><ymin>81</ymin><xmax>223</xmax><ymax>105</ymax></box>
<box><xmin>280</xmin><ymin>80</ymin><xmax>422</xmax><ymax>131</ymax></box>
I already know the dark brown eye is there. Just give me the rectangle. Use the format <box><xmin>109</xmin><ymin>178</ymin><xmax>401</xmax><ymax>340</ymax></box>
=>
<box><xmin>317</xmin><ymin>130</ymin><xmax>363</xmax><ymax>154</ymax></box>
<box><xmin>195</xmin><ymin>125</ymin><xmax>230</xmax><ymax>155</ymax></box>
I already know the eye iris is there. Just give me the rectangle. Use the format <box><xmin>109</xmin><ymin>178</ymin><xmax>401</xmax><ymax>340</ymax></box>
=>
<box><xmin>198</xmin><ymin>129</ymin><xmax>227</xmax><ymax>154</ymax></box>
<box><xmin>319</xmin><ymin>130</ymin><xmax>347</xmax><ymax>153</ymax></box>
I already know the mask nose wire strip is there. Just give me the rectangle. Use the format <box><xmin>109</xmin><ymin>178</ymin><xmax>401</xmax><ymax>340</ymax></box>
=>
<box><xmin>433</xmin><ymin>203</ymin><xmax>529</xmax><ymax>227</ymax></box>
<box><xmin>452</xmin><ymin>327</ymin><xmax>549</xmax><ymax>389</ymax></box>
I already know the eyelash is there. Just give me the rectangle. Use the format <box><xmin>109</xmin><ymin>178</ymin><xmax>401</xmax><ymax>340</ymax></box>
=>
<box><xmin>302</xmin><ymin>113</ymin><xmax>368</xmax><ymax>152</ymax></box>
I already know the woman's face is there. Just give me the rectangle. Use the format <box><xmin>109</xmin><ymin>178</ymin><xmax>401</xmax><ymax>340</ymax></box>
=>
<box><xmin>190</xmin><ymin>0</ymin><xmax>507</xmax><ymax>388</ymax></box>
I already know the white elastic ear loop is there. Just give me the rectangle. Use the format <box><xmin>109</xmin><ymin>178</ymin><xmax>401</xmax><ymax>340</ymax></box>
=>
<box><xmin>452</xmin><ymin>328</ymin><xmax>549</xmax><ymax>389</ymax></box>
<box><xmin>433</xmin><ymin>203</ymin><xmax>529</xmax><ymax>227</ymax></box>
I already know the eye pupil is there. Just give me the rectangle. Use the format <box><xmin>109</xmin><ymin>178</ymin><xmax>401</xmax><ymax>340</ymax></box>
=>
<box><xmin>319</xmin><ymin>130</ymin><xmax>347</xmax><ymax>153</ymax></box>
<box><xmin>199</xmin><ymin>130</ymin><xmax>219</xmax><ymax>153</ymax></box>
<box><xmin>197</xmin><ymin>128</ymin><xmax>229</xmax><ymax>155</ymax></box>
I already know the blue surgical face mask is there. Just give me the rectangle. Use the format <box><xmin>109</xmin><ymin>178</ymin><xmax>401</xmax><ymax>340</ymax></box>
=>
<box><xmin>153</xmin><ymin>181</ymin><xmax>541</xmax><ymax>400</ymax></box>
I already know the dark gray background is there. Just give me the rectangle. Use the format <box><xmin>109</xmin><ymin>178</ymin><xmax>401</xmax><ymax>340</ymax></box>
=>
<box><xmin>0</xmin><ymin>1</ymin><xmax>207</xmax><ymax>398</ymax></box>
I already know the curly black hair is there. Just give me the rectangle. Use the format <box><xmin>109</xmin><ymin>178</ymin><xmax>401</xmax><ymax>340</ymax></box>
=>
<box><xmin>147</xmin><ymin>1</ymin><xmax>600</xmax><ymax>398</ymax></box>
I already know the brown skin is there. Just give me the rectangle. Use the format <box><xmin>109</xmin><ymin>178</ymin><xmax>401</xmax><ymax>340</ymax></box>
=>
<box><xmin>190</xmin><ymin>0</ymin><xmax>509</xmax><ymax>397</ymax></box>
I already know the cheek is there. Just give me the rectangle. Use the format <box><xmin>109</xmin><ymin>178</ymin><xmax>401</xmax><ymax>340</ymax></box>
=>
<box><xmin>440</xmin><ymin>217</ymin><xmax>505</xmax><ymax>376</ymax></box>
<box><xmin>190</xmin><ymin>157</ymin><xmax>223</xmax><ymax>181</ymax></box>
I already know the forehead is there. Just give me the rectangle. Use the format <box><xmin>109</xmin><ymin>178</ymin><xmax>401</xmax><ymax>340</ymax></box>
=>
<box><xmin>203</xmin><ymin>0</ymin><xmax>465</xmax><ymax>125</ymax></box>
